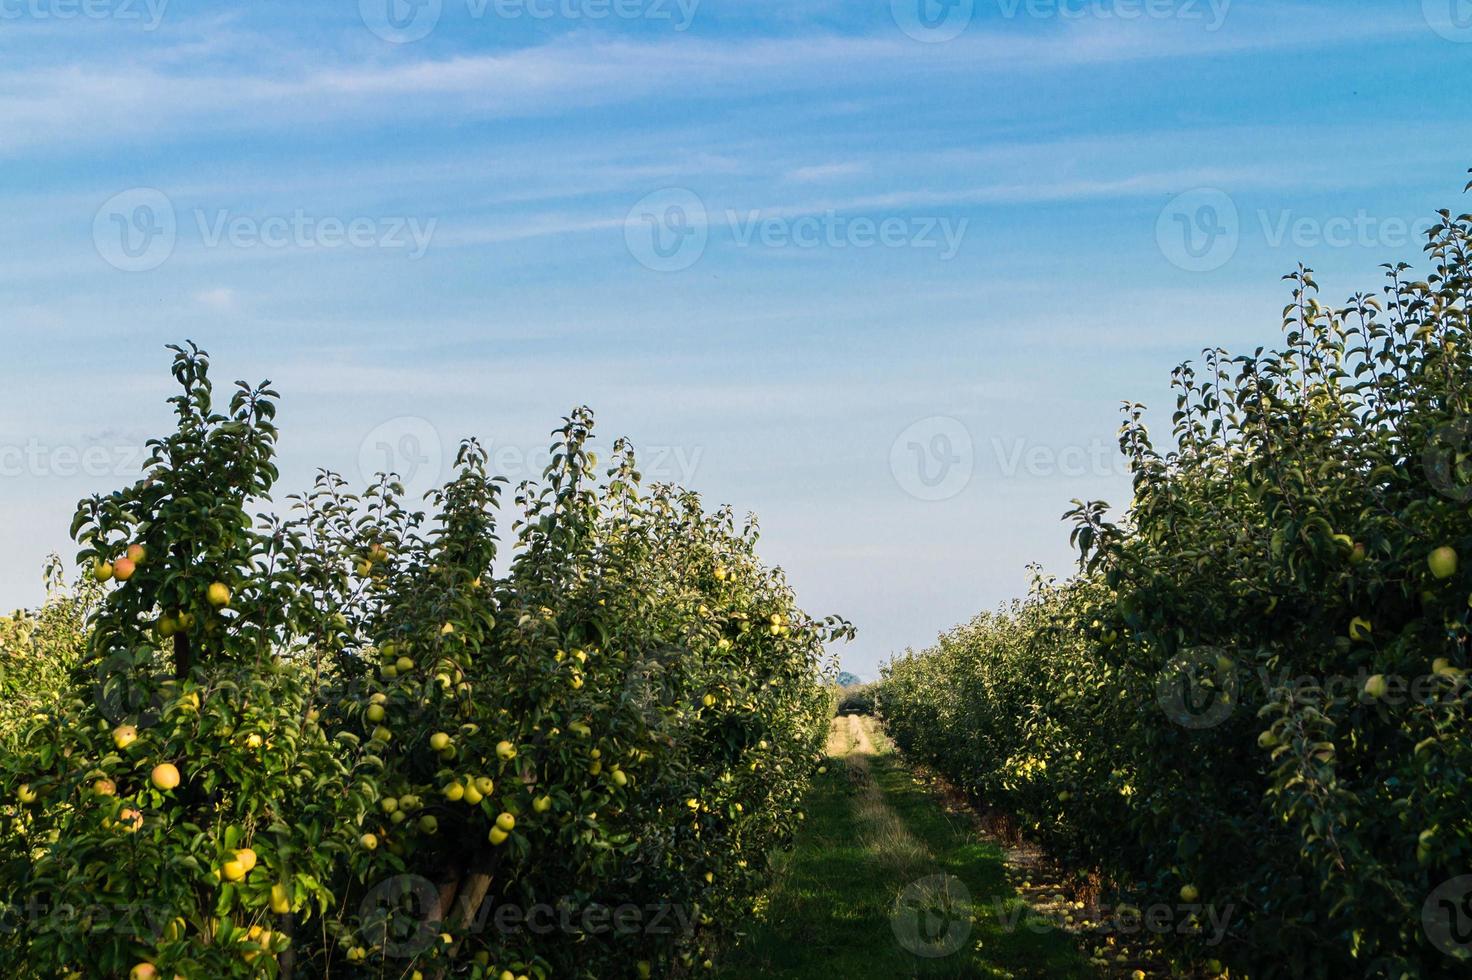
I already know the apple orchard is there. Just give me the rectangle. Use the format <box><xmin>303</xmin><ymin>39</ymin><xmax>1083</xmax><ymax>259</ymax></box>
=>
<box><xmin>0</xmin><ymin>343</ymin><xmax>852</xmax><ymax>979</ymax></box>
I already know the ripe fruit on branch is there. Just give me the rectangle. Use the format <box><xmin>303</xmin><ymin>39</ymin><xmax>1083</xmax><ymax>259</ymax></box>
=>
<box><xmin>93</xmin><ymin>562</ymin><xmax>114</xmax><ymax>582</ymax></box>
<box><xmin>1429</xmin><ymin>546</ymin><xmax>1458</xmax><ymax>580</ymax></box>
<box><xmin>1364</xmin><ymin>674</ymin><xmax>1389</xmax><ymax>699</ymax></box>
<box><xmin>429</xmin><ymin>732</ymin><xmax>452</xmax><ymax>751</ymax></box>
<box><xmin>206</xmin><ymin>582</ymin><xmax>231</xmax><ymax>608</ymax></box>
<box><xmin>113</xmin><ymin>725</ymin><xmax>138</xmax><ymax>750</ymax></box>
<box><xmin>150</xmin><ymin>763</ymin><xmax>181</xmax><ymax>791</ymax></box>
<box><xmin>112</xmin><ymin>558</ymin><xmax>136</xmax><ymax>582</ymax></box>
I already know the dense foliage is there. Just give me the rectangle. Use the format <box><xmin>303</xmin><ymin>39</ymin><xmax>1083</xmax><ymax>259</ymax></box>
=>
<box><xmin>880</xmin><ymin>199</ymin><xmax>1472</xmax><ymax>977</ymax></box>
<box><xmin>0</xmin><ymin>559</ymin><xmax>96</xmax><ymax>750</ymax></box>
<box><xmin>0</xmin><ymin>344</ymin><xmax>849</xmax><ymax>979</ymax></box>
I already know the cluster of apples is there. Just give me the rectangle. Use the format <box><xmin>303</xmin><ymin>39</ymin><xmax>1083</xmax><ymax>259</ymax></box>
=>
<box><xmin>93</xmin><ymin>543</ymin><xmax>147</xmax><ymax>583</ymax></box>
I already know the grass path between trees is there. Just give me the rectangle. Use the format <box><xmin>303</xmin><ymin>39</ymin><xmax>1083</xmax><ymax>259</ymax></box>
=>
<box><xmin>718</xmin><ymin>715</ymin><xmax>1096</xmax><ymax>978</ymax></box>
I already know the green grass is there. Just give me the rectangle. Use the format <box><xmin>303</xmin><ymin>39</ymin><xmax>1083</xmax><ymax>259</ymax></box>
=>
<box><xmin>718</xmin><ymin>716</ymin><xmax>1096</xmax><ymax>979</ymax></box>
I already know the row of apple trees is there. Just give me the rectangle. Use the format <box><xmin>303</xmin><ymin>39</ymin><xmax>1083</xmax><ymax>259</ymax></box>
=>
<box><xmin>0</xmin><ymin>343</ymin><xmax>851</xmax><ymax>979</ymax></box>
<box><xmin>879</xmin><ymin>196</ymin><xmax>1472</xmax><ymax>977</ymax></box>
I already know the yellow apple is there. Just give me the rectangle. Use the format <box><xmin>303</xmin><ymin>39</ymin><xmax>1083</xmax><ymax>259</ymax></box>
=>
<box><xmin>359</xmin><ymin>833</ymin><xmax>378</xmax><ymax>851</ymax></box>
<box><xmin>429</xmin><ymin>732</ymin><xmax>452</xmax><ymax>751</ymax></box>
<box><xmin>1364</xmin><ymin>674</ymin><xmax>1389</xmax><ymax>699</ymax></box>
<box><xmin>474</xmin><ymin>776</ymin><xmax>495</xmax><ymax>796</ymax></box>
<box><xmin>270</xmin><ymin>883</ymin><xmax>291</xmax><ymax>914</ymax></box>
<box><xmin>150</xmin><ymin>763</ymin><xmax>181</xmax><ymax>791</ymax></box>
<box><xmin>533</xmin><ymin>795</ymin><xmax>552</xmax><ymax>813</ymax></box>
<box><xmin>112</xmin><ymin>725</ymin><xmax>138</xmax><ymax>750</ymax></box>
<box><xmin>366</xmin><ymin>704</ymin><xmax>386</xmax><ymax>723</ymax></box>
<box><xmin>496</xmin><ymin>740</ymin><xmax>516</xmax><ymax>761</ymax></box>
<box><xmin>93</xmin><ymin>777</ymin><xmax>117</xmax><ymax>796</ymax></box>
<box><xmin>16</xmin><ymin>784</ymin><xmax>37</xmax><ymax>804</ymax></box>
<box><xmin>129</xmin><ymin>964</ymin><xmax>158</xmax><ymax>980</ymax></box>
<box><xmin>126</xmin><ymin>543</ymin><xmax>146</xmax><ymax>564</ymax></box>
<box><xmin>488</xmin><ymin>826</ymin><xmax>509</xmax><ymax>845</ymax></box>
<box><xmin>1180</xmin><ymin>884</ymin><xmax>1199</xmax><ymax>903</ymax></box>
<box><xmin>462</xmin><ymin>783</ymin><xmax>484</xmax><ymax>806</ymax></box>
<box><xmin>93</xmin><ymin>561</ymin><xmax>114</xmax><ymax>582</ymax></box>
<box><xmin>443</xmin><ymin>782</ymin><xmax>465</xmax><ymax>802</ymax></box>
<box><xmin>495</xmin><ymin>812</ymin><xmax>515</xmax><ymax>832</ymax></box>
<box><xmin>206</xmin><ymin>582</ymin><xmax>231</xmax><ymax>608</ymax></box>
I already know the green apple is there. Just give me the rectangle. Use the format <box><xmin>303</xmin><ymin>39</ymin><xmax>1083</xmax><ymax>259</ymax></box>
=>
<box><xmin>1429</xmin><ymin>546</ymin><xmax>1458</xmax><ymax>580</ymax></box>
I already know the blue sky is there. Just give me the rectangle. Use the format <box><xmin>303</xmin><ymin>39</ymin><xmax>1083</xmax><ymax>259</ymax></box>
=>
<box><xmin>2</xmin><ymin>0</ymin><xmax>1470</xmax><ymax>677</ymax></box>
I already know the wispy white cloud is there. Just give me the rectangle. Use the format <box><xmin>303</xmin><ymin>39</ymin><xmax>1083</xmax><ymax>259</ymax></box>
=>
<box><xmin>0</xmin><ymin>4</ymin><xmax>1431</xmax><ymax>157</ymax></box>
<box><xmin>785</xmin><ymin>162</ymin><xmax>870</xmax><ymax>182</ymax></box>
